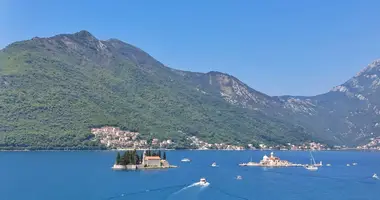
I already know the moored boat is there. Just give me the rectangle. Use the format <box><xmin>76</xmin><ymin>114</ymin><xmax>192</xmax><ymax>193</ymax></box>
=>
<box><xmin>304</xmin><ymin>164</ymin><xmax>318</xmax><ymax>171</ymax></box>
<box><xmin>305</xmin><ymin>151</ymin><xmax>318</xmax><ymax>171</ymax></box>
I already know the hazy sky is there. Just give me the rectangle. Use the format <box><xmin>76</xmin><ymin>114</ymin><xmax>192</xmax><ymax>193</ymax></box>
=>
<box><xmin>2</xmin><ymin>0</ymin><xmax>380</xmax><ymax>96</ymax></box>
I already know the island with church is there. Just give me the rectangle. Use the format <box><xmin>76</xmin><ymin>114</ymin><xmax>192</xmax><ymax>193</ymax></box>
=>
<box><xmin>239</xmin><ymin>152</ymin><xmax>306</xmax><ymax>167</ymax></box>
<box><xmin>112</xmin><ymin>149</ymin><xmax>177</xmax><ymax>170</ymax></box>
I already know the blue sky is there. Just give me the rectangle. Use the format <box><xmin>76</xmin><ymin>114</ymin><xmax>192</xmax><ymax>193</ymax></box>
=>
<box><xmin>2</xmin><ymin>0</ymin><xmax>380</xmax><ymax>96</ymax></box>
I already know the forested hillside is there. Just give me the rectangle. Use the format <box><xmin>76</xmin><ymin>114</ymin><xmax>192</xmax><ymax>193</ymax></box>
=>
<box><xmin>0</xmin><ymin>31</ymin><xmax>312</xmax><ymax>149</ymax></box>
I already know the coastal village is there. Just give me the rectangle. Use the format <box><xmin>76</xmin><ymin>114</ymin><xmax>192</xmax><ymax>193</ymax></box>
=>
<box><xmin>91</xmin><ymin>126</ymin><xmax>245</xmax><ymax>150</ymax></box>
<box><xmin>92</xmin><ymin>126</ymin><xmax>379</xmax><ymax>151</ymax></box>
<box><xmin>356</xmin><ymin>137</ymin><xmax>380</xmax><ymax>150</ymax></box>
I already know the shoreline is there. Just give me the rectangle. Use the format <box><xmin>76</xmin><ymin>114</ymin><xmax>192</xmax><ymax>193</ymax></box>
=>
<box><xmin>0</xmin><ymin>149</ymin><xmax>379</xmax><ymax>152</ymax></box>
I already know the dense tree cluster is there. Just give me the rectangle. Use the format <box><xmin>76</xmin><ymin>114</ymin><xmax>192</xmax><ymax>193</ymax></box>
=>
<box><xmin>115</xmin><ymin>150</ymin><xmax>167</xmax><ymax>165</ymax></box>
<box><xmin>0</xmin><ymin>31</ymin><xmax>314</xmax><ymax>150</ymax></box>
<box><xmin>115</xmin><ymin>150</ymin><xmax>141</xmax><ymax>165</ymax></box>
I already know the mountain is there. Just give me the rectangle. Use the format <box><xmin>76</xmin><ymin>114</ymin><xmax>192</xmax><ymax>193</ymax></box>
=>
<box><xmin>0</xmin><ymin>31</ymin><xmax>312</xmax><ymax>150</ymax></box>
<box><xmin>1</xmin><ymin>30</ymin><xmax>378</xmax><ymax>149</ymax></box>
<box><xmin>188</xmin><ymin>60</ymin><xmax>380</xmax><ymax>146</ymax></box>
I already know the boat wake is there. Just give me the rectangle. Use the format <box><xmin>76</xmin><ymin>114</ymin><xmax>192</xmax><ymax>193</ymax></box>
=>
<box><xmin>171</xmin><ymin>181</ymin><xmax>209</xmax><ymax>195</ymax></box>
<box><xmin>193</xmin><ymin>182</ymin><xmax>210</xmax><ymax>187</ymax></box>
<box><xmin>166</xmin><ymin>181</ymin><xmax>210</xmax><ymax>200</ymax></box>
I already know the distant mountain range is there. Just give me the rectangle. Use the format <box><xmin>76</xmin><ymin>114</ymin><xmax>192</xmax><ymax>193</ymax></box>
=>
<box><xmin>0</xmin><ymin>30</ymin><xmax>378</xmax><ymax>149</ymax></box>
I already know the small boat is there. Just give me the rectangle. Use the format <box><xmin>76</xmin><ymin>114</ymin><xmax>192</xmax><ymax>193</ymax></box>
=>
<box><xmin>373</xmin><ymin>173</ymin><xmax>379</xmax><ymax>180</ymax></box>
<box><xmin>181</xmin><ymin>158</ymin><xmax>191</xmax><ymax>162</ymax></box>
<box><xmin>305</xmin><ymin>151</ymin><xmax>318</xmax><ymax>171</ymax></box>
<box><xmin>347</xmin><ymin>164</ymin><xmax>350</xmax><ymax>167</ymax></box>
<box><xmin>352</xmin><ymin>163</ymin><xmax>358</xmax><ymax>166</ymax></box>
<box><xmin>198</xmin><ymin>178</ymin><xmax>210</xmax><ymax>186</ymax></box>
<box><xmin>236</xmin><ymin>175</ymin><xmax>242</xmax><ymax>180</ymax></box>
<box><xmin>326</xmin><ymin>164</ymin><xmax>331</xmax><ymax>167</ymax></box>
<box><xmin>239</xmin><ymin>157</ymin><xmax>259</xmax><ymax>167</ymax></box>
<box><xmin>211</xmin><ymin>162</ymin><xmax>217</xmax><ymax>167</ymax></box>
<box><xmin>305</xmin><ymin>165</ymin><xmax>318</xmax><ymax>171</ymax></box>
<box><xmin>112</xmin><ymin>164</ymin><xmax>126</xmax><ymax>170</ymax></box>
<box><xmin>314</xmin><ymin>161</ymin><xmax>323</xmax><ymax>167</ymax></box>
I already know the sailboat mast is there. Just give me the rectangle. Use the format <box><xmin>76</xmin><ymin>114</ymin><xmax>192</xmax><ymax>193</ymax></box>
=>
<box><xmin>309</xmin><ymin>151</ymin><xmax>316</xmax><ymax>165</ymax></box>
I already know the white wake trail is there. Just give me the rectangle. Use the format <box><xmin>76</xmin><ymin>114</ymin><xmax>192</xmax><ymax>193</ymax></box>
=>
<box><xmin>171</xmin><ymin>182</ymin><xmax>198</xmax><ymax>195</ymax></box>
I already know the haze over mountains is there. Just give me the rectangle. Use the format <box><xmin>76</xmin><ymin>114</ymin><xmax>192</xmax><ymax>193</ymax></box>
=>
<box><xmin>0</xmin><ymin>30</ymin><xmax>378</xmax><ymax>149</ymax></box>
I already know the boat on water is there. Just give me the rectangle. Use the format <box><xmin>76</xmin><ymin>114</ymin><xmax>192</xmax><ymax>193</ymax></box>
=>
<box><xmin>347</xmin><ymin>164</ymin><xmax>350</xmax><ymax>167</ymax></box>
<box><xmin>211</xmin><ymin>162</ymin><xmax>217</xmax><ymax>167</ymax></box>
<box><xmin>236</xmin><ymin>175</ymin><xmax>242</xmax><ymax>180</ymax></box>
<box><xmin>326</xmin><ymin>164</ymin><xmax>331</xmax><ymax>167</ymax></box>
<box><xmin>239</xmin><ymin>157</ymin><xmax>259</xmax><ymax>166</ymax></box>
<box><xmin>373</xmin><ymin>173</ymin><xmax>379</xmax><ymax>180</ymax></box>
<box><xmin>181</xmin><ymin>158</ymin><xmax>191</xmax><ymax>162</ymax></box>
<box><xmin>352</xmin><ymin>163</ymin><xmax>358</xmax><ymax>166</ymax></box>
<box><xmin>305</xmin><ymin>164</ymin><xmax>318</xmax><ymax>171</ymax></box>
<box><xmin>198</xmin><ymin>178</ymin><xmax>210</xmax><ymax>186</ymax></box>
<box><xmin>305</xmin><ymin>151</ymin><xmax>318</xmax><ymax>171</ymax></box>
<box><xmin>314</xmin><ymin>161</ymin><xmax>323</xmax><ymax>167</ymax></box>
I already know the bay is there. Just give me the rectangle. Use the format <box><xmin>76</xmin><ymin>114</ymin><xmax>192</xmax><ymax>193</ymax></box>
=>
<box><xmin>1</xmin><ymin>151</ymin><xmax>379</xmax><ymax>200</ymax></box>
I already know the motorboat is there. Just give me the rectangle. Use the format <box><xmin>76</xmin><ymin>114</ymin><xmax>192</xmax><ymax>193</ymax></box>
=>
<box><xmin>198</xmin><ymin>178</ymin><xmax>210</xmax><ymax>186</ymax></box>
<box><xmin>352</xmin><ymin>163</ymin><xmax>358</xmax><ymax>166</ymax></box>
<box><xmin>373</xmin><ymin>173</ymin><xmax>379</xmax><ymax>180</ymax></box>
<box><xmin>236</xmin><ymin>175</ymin><xmax>242</xmax><ymax>180</ymax></box>
<box><xmin>347</xmin><ymin>164</ymin><xmax>350</xmax><ymax>167</ymax></box>
<box><xmin>211</xmin><ymin>162</ymin><xmax>217</xmax><ymax>167</ymax></box>
<box><xmin>181</xmin><ymin>158</ymin><xmax>191</xmax><ymax>162</ymax></box>
<box><xmin>326</xmin><ymin>164</ymin><xmax>331</xmax><ymax>167</ymax></box>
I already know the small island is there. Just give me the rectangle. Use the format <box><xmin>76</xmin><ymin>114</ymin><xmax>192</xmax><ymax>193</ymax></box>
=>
<box><xmin>112</xmin><ymin>149</ymin><xmax>177</xmax><ymax>170</ymax></box>
<box><xmin>239</xmin><ymin>152</ymin><xmax>304</xmax><ymax>167</ymax></box>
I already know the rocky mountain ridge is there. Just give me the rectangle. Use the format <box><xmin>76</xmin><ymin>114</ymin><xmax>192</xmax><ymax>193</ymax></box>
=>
<box><xmin>190</xmin><ymin>60</ymin><xmax>380</xmax><ymax>145</ymax></box>
<box><xmin>0</xmin><ymin>30</ymin><xmax>378</xmax><ymax>148</ymax></box>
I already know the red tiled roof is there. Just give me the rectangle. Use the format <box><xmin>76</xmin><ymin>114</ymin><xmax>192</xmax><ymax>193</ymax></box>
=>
<box><xmin>145</xmin><ymin>156</ymin><xmax>161</xmax><ymax>160</ymax></box>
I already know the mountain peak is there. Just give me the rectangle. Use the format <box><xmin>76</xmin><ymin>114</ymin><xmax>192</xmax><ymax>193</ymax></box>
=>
<box><xmin>356</xmin><ymin>59</ymin><xmax>380</xmax><ymax>77</ymax></box>
<box><xmin>73</xmin><ymin>30</ymin><xmax>96</xmax><ymax>40</ymax></box>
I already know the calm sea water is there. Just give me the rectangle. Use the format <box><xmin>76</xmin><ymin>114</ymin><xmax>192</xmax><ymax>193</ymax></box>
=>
<box><xmin>1</xmin><ymin>151</ymin><xmax>379</xmax><ymax>200</ymax></box>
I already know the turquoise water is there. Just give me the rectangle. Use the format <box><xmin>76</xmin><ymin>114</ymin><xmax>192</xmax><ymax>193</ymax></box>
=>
<box><xmin>1</xmin><ymin>151</ymin><xmax>379</xmax><ymax>200</ymax></box>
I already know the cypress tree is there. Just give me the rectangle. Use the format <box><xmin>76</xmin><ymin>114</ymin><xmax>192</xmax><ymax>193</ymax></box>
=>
<box><xmin>163</xmin><ymin>152</ymin><xmax>167</xmax><ymax>160</ymax></box>
<box><xmin>135</xmin><ymin>154</ymin><xmax>140</xmax><ymax>165</ymax></box>
<box><xmin>128</xmin><ymin>151</ymin><xmax>132</xmax><ymax>165</ymax></box>
<box><xmin>122</xmin><ymin>152</ymin><xmax>128</xmax><ymax>165</ymax></box>
<box><xmin>131</xmin><ymin>149</ymin><xmax>136</xmax><ymax>164</ymax></box>
<box><xmin>127</xmin><ymin>151</ymin><xmax>132</xmax><ymax>165</ymax></box>
<box><xmin>140</xmin><ymin>153</ymin><xmax>144</xmax><ymax>164</ymax></box>
<box><xmin>158</xmin><ymin>150</ymin><xmax>162</xmax><ymax>158</ymax></box>
<box><xmin>116</xmin><ymin>152</ymin><xmax>121</xmax><ymax>164</ymax></box>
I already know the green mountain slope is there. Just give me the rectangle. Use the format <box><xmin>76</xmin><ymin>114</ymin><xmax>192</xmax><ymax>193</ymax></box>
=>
<box><xmin>0</xmin><ymin>31</ymin><xmax>312</xmax><ymax>149</ymax></box>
